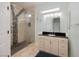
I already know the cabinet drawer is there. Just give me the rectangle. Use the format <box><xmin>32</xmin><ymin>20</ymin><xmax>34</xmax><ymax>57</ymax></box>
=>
<box><xmin>59</xmin><ymin>49</ymin><xmax>68</xmax><ymax>57</ymax></box>
<box><xmin>59</xmin><ymin>44</ymin><xmax>67</xmax><ymax>49</ymax></box>
<box><xmin>59</xmin><ymin>39</ymin><xmax>68</xmax><ymax>45</ymax></box>
<box><xmin>59</xmin><ymin>39</ymin><xmax>68</xmax><ymax>49</ymax></box>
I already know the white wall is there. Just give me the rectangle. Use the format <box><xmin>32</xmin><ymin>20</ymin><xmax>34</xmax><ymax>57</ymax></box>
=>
<box><xmin>36</xmin><ymin>2</ymin><xmax>69</xmax><ymax>36</ymax></box>
<box><xmin>68</xmin><ymin>2</ymin><xmax>79</xmax><ymax>57</ymax></box>
<box><xmin>0</xmin><ymin>2</ymin><xmax>11</xmax><ymax>56</ymax></box>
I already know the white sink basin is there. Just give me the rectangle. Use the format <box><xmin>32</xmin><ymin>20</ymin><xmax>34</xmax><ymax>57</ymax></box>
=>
<box><xmin>48</xmin><ymin>34</ymin><xmax>56</xmax><ymax>37</ymax></box>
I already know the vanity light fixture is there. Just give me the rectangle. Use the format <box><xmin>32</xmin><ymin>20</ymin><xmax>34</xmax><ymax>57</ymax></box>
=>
<box><xmin>43</xmin><ymin>12</ymin><xmax>62</xmax><ymax>19</ymax></box>
<box><xmin>43</xmin><ymin>13</ymin><xmax>54</xmax><ymax>18</ymax></box>
<box><xmin>54</xmin><ymin>12</ymin><xmax>62</xmax><ymax>17</ymax></box>
<box><xmin>41</xmin><ymin>8</ymin><xmax>60</xmax><ymax>14</ymax></box>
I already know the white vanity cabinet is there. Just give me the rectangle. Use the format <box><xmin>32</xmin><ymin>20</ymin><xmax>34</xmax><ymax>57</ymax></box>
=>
<box><xmin>37</xmin><ymin>36</ymin><xmax>68</xmax><ymax>57</ymax></box>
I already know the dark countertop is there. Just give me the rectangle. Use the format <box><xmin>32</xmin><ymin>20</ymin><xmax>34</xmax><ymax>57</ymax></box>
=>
<box><xmin>38</xmin><ymin>34</ymin><xmax>68</xmax><ymax>39</ymax></box>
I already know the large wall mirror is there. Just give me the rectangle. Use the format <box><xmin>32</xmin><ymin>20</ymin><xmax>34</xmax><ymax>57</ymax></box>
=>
<box><xmin>40</xmin><ymin>11</ymin><xmax>62</xmax><ymax>33</ymax></box>
<box><xmin>53</xmin><ymin>17</ymin><xmax>60</xmax><ymax>32</ymax></box>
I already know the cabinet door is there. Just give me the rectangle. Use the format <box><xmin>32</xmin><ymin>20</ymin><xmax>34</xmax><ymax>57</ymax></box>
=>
<box><xmin>50</xmin><ymin>38</ymin><xmax>59</xmax><ymax>55</ymax></box>
<box><xmin>38</xmin><ymin>36</ymin><xmax>45</xmax><ymax>51</ymax></box>
<box><xmin>35</xmin><ymin>36</ymin><xmax>40</xmax><ymax>46</ymax></box>
<box><xmin>44</xmin><ymin>37</ymin><xmax>51</xmax><ymax>53</ymax></box>
<box><xmin>0</xmin><ymin>3</ymin><xmax>11</xmax><ymax>56</ymax></box>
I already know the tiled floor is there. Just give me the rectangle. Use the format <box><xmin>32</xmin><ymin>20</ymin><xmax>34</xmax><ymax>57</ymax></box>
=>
<box><xmin>11</xmin><ymin>41</ymin><xmax>29</xmax><ymax>55</ymax></box>
<box><xmin>36</xmin><ymin>51</ymin><xmax>59</xmax><ymax>57</ymax></box>
<box><xmin>12</xmin><ymin>43</ymin><xmax>39</xmax><ymax>57</ymax></box>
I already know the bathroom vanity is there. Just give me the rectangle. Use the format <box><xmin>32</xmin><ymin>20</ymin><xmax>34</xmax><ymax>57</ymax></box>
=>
<box><xmin>36</xmin><ymin>35</ymin><xmax>68</xmax><ymax>57</ymax></box>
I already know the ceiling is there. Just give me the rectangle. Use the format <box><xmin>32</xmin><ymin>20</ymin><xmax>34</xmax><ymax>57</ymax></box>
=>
<box><xmin>11</xmin><ymin>2</ymin><xmax>68</xmax><ymax>10</ymax></box>
<box><xmin>11</xmin><ymin>2</ymin><xmax>53</xmax><ymax>9</ymax></box>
